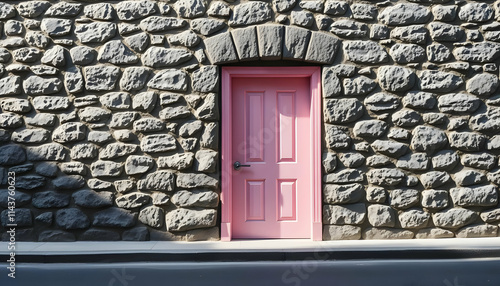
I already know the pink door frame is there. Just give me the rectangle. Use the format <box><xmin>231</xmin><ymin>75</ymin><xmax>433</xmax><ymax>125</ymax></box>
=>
<box><xmin>221</xmin><ymin>66</ymin><xmax>322</xmax><ymax>241</ymax></box>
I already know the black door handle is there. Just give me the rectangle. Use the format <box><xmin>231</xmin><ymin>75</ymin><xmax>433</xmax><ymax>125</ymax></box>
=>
<box><xmin>234</xmin><ymin>161</ymin><xmax>251</xmax><ymax>170</ymax></box>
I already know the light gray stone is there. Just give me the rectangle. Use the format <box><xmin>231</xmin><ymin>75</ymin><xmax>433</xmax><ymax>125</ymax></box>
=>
<box><xmin>229</xmin><ymin>2</ymin><xmax>272</xmax><ymax>27</ymax></box>
<box><xmin>0</xmin><ymin>113</ymin><xmax>22</xmax><ymax>128</ymax></box>
<box><xmin>322</xmin><ymin>152</ymin><xmax>337</xmax><ymax>173</ymax></box>
<box><xmin>100</xmin><ymin>92</ymin><xmax>131</xmax><ymax>110</ymax></box>
<box><xmin>70</xmin><ymin>46</ymin><xmax>96</xmax><ymax>65</ymax></box>
<box><xmin>99</xmin><ymin>143</ymin><xmax>138</xmax><ymax>160</ymax></box>
<box><xmin>116</xmin><ymin>1</ymin><xmax>157</xmax><ymax>21</ymax></box>
<box><xmin>397</xmin><ymin>153</ymin><xmax>429</xmax><ymax>171</ymax></box>
<box><xmin>11</xmin><ymin>129</ymin><xmax>49</xmax><ymax>144</ymax></box>
<box><xmin>427</xmin><ymin>43</ymin><xmax>452</xmax><ymax>63</ymax></box>
<box><xmin>1</xmin><ymin>98</ymin><xmax>30</xmax><ymax>113</ymax></box>
<box><xmin>367</xmin><ymin>168</ymin><xmax>406</xmax><ymax>187</ymax></box>
<box><xmin>140</xmin><ymin>134</ymin><xmax>177</xmax><ymax>153</ymax></box>
<box><xmin>367</xmin><ymin>204</ymin><xmax>395</xmax><ymax>227</ymax></box>
<box><xmin>78</xmin><ymin>107</ymin><xmax>110</xmax><ymax>123</ymax></box>
<box><xmin>450</xmin><ymin>185</ymin><xmax>498</xmax><ymax>207</ymax></box>
<box><xmin>291</xmin><ymin>11</ymin><xmax>313</xmax><ymax>28</ymax></box>
<box><xmin>175</xmin><ymin>0</ymin><xmax>206</xmax><ymax>19</ymax></box>
<box><xmin>98</xmin><ymin>40</ymin><xmax>138</xmax><ymax>65</ymax></box>
<box><xmin>461</xmin><ymin>153</ymin><xmax>497</xmax><ymax>170</ymax></box>
<box><xmin>109</xmin><ymin>112</ymin><xmax>138</xmax><ymax>129</ymax></box>
<box><xmin>137</xmin><ymin>171</ymin><xmax>175</xmax><ymax>192</ymax></box>
<box><xmin>438</xmin><ymin>93</ymin><xmax>480</xmax><ymax>114</ymax></box>
<box><xmin>158</xmin><ymin>153</ymin><xmax>194</xmax><ymax>170</ymax></box>
<box><xmin>71</xmin><ymin>144</ymin><xmax>98</xmax><ymax>160</ymax></box>
<box><xmin>325</xmin><ymin>125</ymin><xmax>351</xmax><ymax>150</ymax></box>
<box><xmin>371</xmin><ymin>140</ymin><xmax>408</xmax><ymax>158</ymax></box>
<box><xmin>454</xmin><ymin>170</ymin><xmax>487</xmax><ymax>187</ymax></box>
<box><xmin>420</xmin><ymin>171</ymin><xmax>450</xmax><ymax>188</ymax></box>
<box><xmin>324</xmin><ymin>1</ymin><xmax>348</xmax><ymax>16</ymax></box>
<box><xmin>420</xmin><ymin>70</ymin><xmax>463</xmax><ymax>92</ymax></box>
<box><xmin>231</xmin><ymin>26</ymin><xmax>259</xmax><ymax>60</ymax></box>
<box><xmin>121</xmin><ymin>68</ymin><xmax>151</xmax><ymax>92</ymax></box>
<box><xmin>428</xmin><ymin>22</ymin><xmax>463</xmax><ymax>42</ymax></box>
<box><xmin>323</xmin><ymin>169</ymin><xmax>364</xmax><ymax>184</ymax></box>
<box><xmin>469</xmin><ymin>107</ymin><xmax>500</xmax><ymax>133</ymax></box>
<box><xmin>379</xmin><ymin>66</ymin><xmax>415</xmax><ymax>92</ymax></box>
<box><xmin>390</xmin><ymin>44</ymin><xmax>426</xmax><ymax>63</ymax></box>
<box><xmin>366</xmin><ymin>187</ymin><xmax>386</xmax><ymax>203</ymax></box>
<box><xmin>399</xmin><ymin>209</ymin><xmax>430</xmax><ymax>229</ymax></box>
<box><xmin>177</xmin><ymin>173</ymin><xmax>218</xmax><ymax>189</ymax></box>
<box><xmin>410</xmin><ymin>126</ymin><xmax>448</xmax><ymax>153</ymax></box>
<box><xmin>422</xmin><ymin>189</ymin><xmax>449</xmax><ymax>209</ymax></box>
<box><xmin>17</xmin><ymin>1</ymin><xmax>50</xmax><ymax>18</ymax></box>
<box><xmin>324</xmin><ymin>183</ymin><xmax>364</xmax><ymax>204</ymax></box>
<box><xmin>432</xmin><ymin>5</ymin><xmax>457</xmax><ymax>22</ymax></box>
<box><xmin>195</xmin><ymin>93</ymin><xmax>218</xmax><ymax>120</ymax></box>
<box><xmin>323</xmin><ymin>98</ymin><xmax>363</xmax><ymax>124</ymax></box>
<box><xmin>343</xmin><ymin>41</ymin><xmax>388</xmax><ymax>64</ymax></box>
<box><xmin>331</xmin><ymin>20</ymin><xmax>368</xmax><ymax>38</ymax></box>
<box><xmin>90</xmin><ymin>160</ymin><xmax>122</xmax><ymax>177</ymax></box>
<box><xmin>116</xmin><ymin>192</ymin><xmax>150</xmax><ymax>209</ymax></box>
<box><xmin>454</xmin><ymin>42</ymin><xmax>500</xmax><ymax>63</ymax></box>
<box><xmin>433</xmin><ymin>208</ymin><xmax>477</xmax><ymax>229</ymax></box>
<box><xmin>390</xmin><ymin>25</ymin><xmax>428</xmax><ymax>44</ymax></box>
<box><xmin>283</xmin><ymin>26</ymin><xmax>310</xmax><ymax>60</ymax></box>
<box><xmin>0</xmin><ymin>76</ymin><xmax>20</xmax><ymax>96</ymax></box>
<box><xmin>142</xmin><ymin>47</ymin><xmax>192</xmax><ymax>68</ymax></box>
<box><xmin>75</xmin><ymin>22</ymin><xmax>117</xmax><ymax>43</ymax></box>
<box><xmin>378</xmin><ymin>3</ymin><xmax>431</xmax><ymax>26</ymax></box>
<box><xmin>392</xmin><ymin>109</ymin><xmax>421</xmax><ymax>127</ymax></box>
<box><xmin>466</xmin><ymin>73</ymin><xmax>499</xmax><ymax>96</ymax></box>
<box><xmin>13</xmin><ymin>47</ymin><xmax>41</xmax><ymax>63</ymax></box>
<box><xmin>322</xmin><ymin>67</ymin><xmax>341</xmax><ymax>97</ymax></box>
<box><xmin>338</xmin><ymin>152</ymin><xmax>365</xmax><ymax>168</ymax></box>
<box><xmin>64</xmin><ymin>66</ymin><xmax>84</xmax><ymax>94</ymax></box>
<box><xmin>125</xmin><ymin>155</ymin><xmax>153</xmax><ymax>175</ymax></box>
<box><xmin>343</xmin><ymin>76</ymin><xmax>375</xmax><ymax>96</ymax></box>
<box><xmin>27</xmin><ymin>143</ymin><xmax>65</xmax><ymax>161</ymax></box>
<box><xmin>84</xmin><ymin>65</ymin><xmax>120</xmax><ymax>91</ymax></box>
<box><xmin>191</xmin><ymin>18</ymin><xmax>225</xmax><ymax>36</ymax></box>
<box><xmin>207</xmin><ymin>1</ymin><xmax>230</xmax><ymax>17</ymax></box>
<box><xmin>458</xmin><ymin>3</ymin><xmax>493</xmax><ymax>23</ymax></box>
<box><xmin>305</xmin><ymin>32</ymin><xmax>340</xmax><ymax>64</ymax></box>
<box><xmin>363</xmin><ymin>228</ymin><xmax>414</xmax><ymax>239</ymax></box>
<box><xmin>195</xmin><ymin>150</ymin><xmax>218</xmax><ymax>173</ymax></box>
<box><xmin>139</xmin><ymin>206</ymin><xmax>164</xmax><ymax>228</ymax></box>
<box><xmin>353</xmin><ymin>120</ymin><xmax>387</xmax><ymax>138</ymax></box>
<box><xmin>192</xmin><ymin>66</ymin><xmax>218</xmax><ymax>93</ymax></box>
<box><xmin>448</xmin><ymin>132</ymin><xmax>486</xmax><ymax>151</ymax></box>
<box><xmin>390</xmin><ymin>189</ymin><xmax>419</xmax><ymax>209</ymax></box>
<box><xmin>402</xmin><ymin>92</ymin><xmax>436</xmax><ymax>110</ymax></box>
<box><xmin>323</xmin><ymin>225</ymin><xmax>361</xmax><ymax>240</ymax></box>
<box><xmin>40</xmin><ymin>18</ymin><xmax>72</xmax><ymax>36</ymax></box>
<box><xmin>171</xmin><ymin>190</ymin><xmax>218</xmax><ymax>208</ymax></box>
<box><xmin>256</xmin><ymin>25</ymin><xmax>284</xmax><ymax>60</ymax></box>
<box><xmin>165</xmin><ymin>208</ymin><xmax>217</xmax><ymax>231</ymax></box>
<box><xmin>323</xmin><ymin>203</ymin><xmax>366</xmax><ymax>225</ymax></box>
<box><xmin>52</xmin><ymin>123</ymin><xmax>86</xmax><ymax>143</ymax></box>
<box><xmin>201</xmin><ymin>122</ymin><xmax>218</xmax><ymax>150</ymax></box>
<box><xmin>84</xmin><ymin>3</ymin><xmax>114</xmax><ymax>20</ymax></box>
<box><xmin>23</xmin><ymin>76</ymin><xmax>62</xmax><ymax>96</ymax></box>
<box><xmin>457</xmin><ymin>224</ymin><xmax>498</xmax><ymax>238</ymax></box>
<box><xmin>148</xmin><ymin>69</ymin><xmax>188</xmax><ymax>91</ymax></box>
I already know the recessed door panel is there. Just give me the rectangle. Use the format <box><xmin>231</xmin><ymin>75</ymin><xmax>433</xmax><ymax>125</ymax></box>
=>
<box><xmin>232</xmin><ymin>76</ymin><xmax>311</xmax><ymax>239</ymax></box>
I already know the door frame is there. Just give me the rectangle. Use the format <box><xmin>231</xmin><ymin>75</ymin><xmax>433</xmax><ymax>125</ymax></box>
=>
<box><xmin>220</xmin><ymin>66</ymin><xmax>322</xmax><ymax>241</ymax></box>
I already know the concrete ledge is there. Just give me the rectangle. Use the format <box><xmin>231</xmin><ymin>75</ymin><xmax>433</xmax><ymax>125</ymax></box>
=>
<box><xmin>1</xmin><ymin>238</ymin><xmax>500</xmax><ymax>263</ymax></box>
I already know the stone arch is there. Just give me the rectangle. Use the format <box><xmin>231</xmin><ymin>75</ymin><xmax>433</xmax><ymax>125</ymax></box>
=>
<box><xmin>203</xmin><ymin>24</ymin><xmax>342</xmax><ymax>65</ymax></box>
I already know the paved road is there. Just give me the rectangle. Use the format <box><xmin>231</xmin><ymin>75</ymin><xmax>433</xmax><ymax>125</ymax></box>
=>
<box><xmin>1</xmin><ymin>258</ymin><xmax>500</xmax><ymax>286</ymax></box>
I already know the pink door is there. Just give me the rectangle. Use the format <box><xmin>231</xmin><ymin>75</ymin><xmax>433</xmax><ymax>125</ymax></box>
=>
<box><xmin>231</xmin><ymin>76</ymin><xmax>312</xmax><ymax>239</ymax></box>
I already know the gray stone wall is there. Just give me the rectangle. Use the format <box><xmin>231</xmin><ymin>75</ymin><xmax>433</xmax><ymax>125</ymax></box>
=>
<box><xmin>0</xmin><ymin>0</ymin><xmax>499</xmax><ymax>241</ymax></box>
